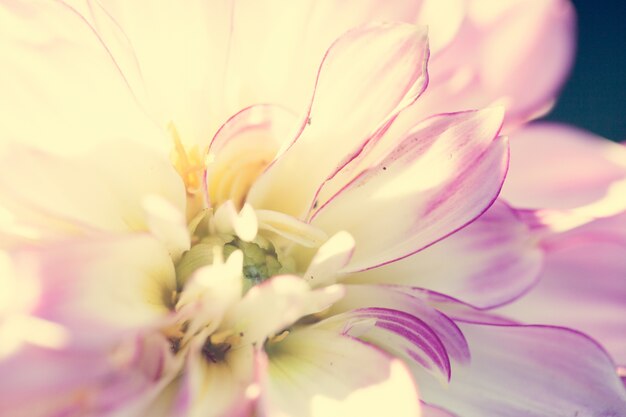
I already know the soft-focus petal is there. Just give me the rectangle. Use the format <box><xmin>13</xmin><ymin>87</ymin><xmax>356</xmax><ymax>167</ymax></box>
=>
<box><xmin>421</xmin><ymin>403</ymin><xmax>458</xmax><ymax>417</ymax></box>
<box><xmin>206</xmin><ymin>0</ymin><xmax>426</xmax><ymax>126</ymax></box>
<box><xmin>247</xmin><ymin>22</ymin><xmax>429</xmax><ymax>218</ymax></box>
<box><xmin>179</xmin><ymin>342</ymin><xmax>256</xmax><ymax>417</ymax></box>
<box><xmin>9</xmin><ymin>235</ymin><xmax>176</xmax><ymax>345</ymax></box>
<box><xmin>346</xmin><ymin>201</ymin><xmax>543</xmax><ymax>308</ymax></box>
<box><xmin>92</xmin><ymin>0</ymin><xmax>228</xmax><ymax>147</ymax></box>
<box><xmin>421</xmin><ymin>0</ymin><xmax>575</xmax><ymax>128</ymax></box>
<box><xmin>501</xmin><ymin>123</ymin><xmax>626</xmax><ymax>214</ymax></box>
<box><xmin>0</xmin><ymin>142</ymin><xmax>186</xmax><ymax>240</ymax></box>
<box><xmin>0</xmin><ymin>333</ymin><xmax>174</xmax><ymax>417</ymax></box>
<box><xmin>0</xmin><ymin>0</ymin><xmax>168</xmax><ymax>155</ymax></box>
<box><xmin>260</xmin><ymin>327</ymin><xmax>421</xmax><ymax>417</ymax></box>
<box><xmin>312</xmin><ymin>108</ymin><xmax>507</xmax><ymax>272</ymax></box>
<box><xmin>471</xmin><ymin>0</ymin><xmax>576</xmax><ymax>123</ymax></box>
<box><xmin>418</xmin><ymin>323</ymin><xmax>626</xmax><ymax>417</ymax></box>
<box><xmin>499</xmin><ymin>237</ymin><xmax>626</xmax><ymax>365</ymax></box>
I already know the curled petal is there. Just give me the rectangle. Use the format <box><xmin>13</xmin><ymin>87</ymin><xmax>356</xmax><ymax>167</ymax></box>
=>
<box><xmin>205</xmin><ymin>104</ymin><xmax>298</xmax><ymax>210</ymax></box>
<box><xmin>322</xmin><ymin>284</ymin><xmax>470</xmax><ymax>380</ymax></box>
<box><xmin>327</xmin><ymin>307</ymin><xmax>452</xmax><ymax>382</ymax></box>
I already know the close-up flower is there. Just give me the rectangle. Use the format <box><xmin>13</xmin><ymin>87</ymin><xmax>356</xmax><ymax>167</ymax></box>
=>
<box><xmin>1</xmin><ymin>1</ymin><xmax>625</xmax><ymax>416</ymax></box>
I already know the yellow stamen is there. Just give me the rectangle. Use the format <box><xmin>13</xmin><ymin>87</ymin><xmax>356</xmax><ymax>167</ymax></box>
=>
<box><xmin>168</xmin><ymin>122</ymin><xmax>205</xmax><ymax>194</ymax></box>
<box><xmin>268</xmin><ymin>330</ymin><xmax>290</xmax><ymax>344</ymax></box>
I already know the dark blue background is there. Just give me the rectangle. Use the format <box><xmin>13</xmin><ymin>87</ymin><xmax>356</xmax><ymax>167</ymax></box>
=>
<box><xmin>543</xmin><ymin>0</ymin><xmax>626</xmax><ymax>141</ymax></box>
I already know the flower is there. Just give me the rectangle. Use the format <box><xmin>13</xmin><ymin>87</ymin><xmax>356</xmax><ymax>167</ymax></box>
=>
<box><xmin>1</xmin><ymin>1</ymin><xmax>625</xmax><ymax>417</ymax></box>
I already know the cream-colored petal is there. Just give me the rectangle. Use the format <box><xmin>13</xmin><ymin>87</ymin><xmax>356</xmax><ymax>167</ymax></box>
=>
<box><xmin>261</xmin><ymin>327</ymin><xmax>421</xmax><ymax>417</ymax></box>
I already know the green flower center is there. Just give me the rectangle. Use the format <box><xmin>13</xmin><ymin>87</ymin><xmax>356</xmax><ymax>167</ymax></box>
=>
<box><xmin>175</xmin><ymin>234</ymin><xmax>295</xmax><ymax>292</ymax></box>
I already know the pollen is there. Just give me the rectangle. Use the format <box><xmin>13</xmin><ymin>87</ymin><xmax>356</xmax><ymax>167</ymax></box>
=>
<box><xmin>169</xmin><ymin>122</ymin><xmax>205</xmax><ymax>195</ymax></box>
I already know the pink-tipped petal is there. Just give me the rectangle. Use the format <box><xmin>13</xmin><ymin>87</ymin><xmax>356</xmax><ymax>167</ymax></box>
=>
<box><xmin>0</xmin><ymin>334</ymin><xmax>174</xmax><ymax>417</ymax></box>
<box><xmin>346</xmin><ymin>201</ymin><xmax>543</xmax><ymax>308</ymax></box>
<box><xmin>499</xmin><ymin>236</ymin><xmax>626</xmax><ymax>365</ymax></box>
<box><xmin>247</xmin><ymin>22</ymin><xmax>429</xmax><ymax>218</ymax></box>
<box><xmin>474</xmin><ymin>0</ymin><xmax>576</xmax><ymax>124</ymax></box>
<box><xmin>388</xmin><ymin>0</ymin><xmax>575</xmax><ymax>135</ymax></box>
<box><xmin>312</xmin><ymin>108</ymin><xmax>508</xmax><ymax>272</ymax></box>
<box><xmin>419</xmin><ymin>323</ymin><xmax>626</xmax><ymax>417</ymax></box>
<box><xmin>9</xmin><ymin>235</ymin><xmax>176</xmax><ymax>346</ymax></box>
<box><xmin>502</xmin><ymin>123</ymin><xmax>626</xmax><ymax>214</ymax></box>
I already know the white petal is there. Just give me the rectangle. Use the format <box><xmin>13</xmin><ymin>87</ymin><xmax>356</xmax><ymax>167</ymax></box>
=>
<box><xmin>303</xmin><ymin>231</ymin><xmax>355</xmax><ymax>288</ymax></box>
<box><xmin>224</xmin><ymin>275</ymin><xmax>344</xmax><ymax>346</ymax></box>
<box><xmin>260</xmin><ymin>327</ymin><xmax>421</xmax><ymax>417</ymax></box>
<box><xmin>0</xmin><ymin>0</ymin><xmax>168</xmax><ymax>155</ymax></box>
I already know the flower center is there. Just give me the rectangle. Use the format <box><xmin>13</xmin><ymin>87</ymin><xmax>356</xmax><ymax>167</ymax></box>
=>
<box><xmin>223</xmin><ymin>237</ymin><xmax>295</xmax><ymax>291</ymax></box>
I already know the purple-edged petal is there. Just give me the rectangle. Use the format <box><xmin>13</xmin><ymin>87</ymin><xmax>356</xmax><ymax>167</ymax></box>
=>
<box><xmin>397</xmin><ymin>287</ymin><xmax>515</xmax><ymax>325</ymax></box>
<box><xmin>259</xmin><ymin>327</ymin><xmax>421</xmax><ymax>417</ymax></box>
<box><xmin>0</xmin><ymin>0</ymin><xmax>168</xmax><ymax>155</ymax></box>
<box><xmin>311</xmin><ymin>108</ymin><xmax>508</xmax><ymax>272</ymax></box>
<box><xmin>321</xmin><ymin>284</ymin><xmax>470</xmax><ymax>381</ymax></box>
<box><xmin>205</xmin><ymin>104</ymin><xmax>298</xmax><ymax>209</ymax></box>
<box><xmin>502</xmin><ymin>123</ymin><xmax>626</xmax><ymax>213</ymax></box>
<box><xmin>418</xmin><ymin>323</ymin><xmax>626</xmax><ymax>417</ymax></box>
<box><xmin>346</xmin><ymin>200</ymin><xmax>543</xmax><ymax>308</ymax></box>
<box><xmin>326</xmin><ymin>307</ymin><xmax>452</xmax><ymax>382</ymax></box>
<box><xmin>421</xmin><ymin>403</ymin><xmax>458</xmax><ymax>417</ymax></box>
<box><xmin>499</xmin><ymin>236</ymin><xmax>626</xmax><ymax>365</ymax></box>
<box><xmin>247</xmin><ymin>22</ymin><xmax>429</xmax><ymax>218</ymax></box>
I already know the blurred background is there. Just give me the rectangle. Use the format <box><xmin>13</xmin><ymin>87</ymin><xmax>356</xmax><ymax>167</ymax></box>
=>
<box><xmin>543</xmin><ymin>0</ymin><xmax>626</xmax><ymax>141</ymax></box>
